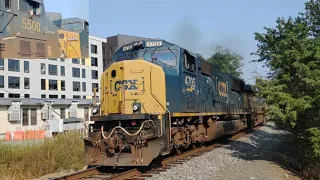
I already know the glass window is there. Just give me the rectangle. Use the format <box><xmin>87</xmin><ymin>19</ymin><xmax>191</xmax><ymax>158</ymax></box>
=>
<box><xmin>41</xmin><ymin>63</ymin><xmax>46</xmax><ymax>74</ymax></box>
<box><xmin>9</xmin><ymin>93</ymin><xmax>20</xmax><ymax>98</ymax></box>
<box><xmin>0</xmin><ymin>93</ymin><xmax>4</xmax><ymax>98</ymax></box>
<box><xmin>61</xmin><ymin>95</ymin><xmax>65</xmax><ymax>99</ymax></box>
<box><xmin>49</xmin><ymin>80</ymin><xmax>57</xmax><ymax>90</ymax></box>
<box><xmin>41</xmin><ymin>94</ymin><xmax>46</xmax><ymax>98</ymax></box>
<box><xmin>60</xmin><ymin>108</ymin><xmax>66</xmax><ymax>119</ymax></box>
<box><xmin>24</xmin><ymin>94</ymin><xmax>30</xmax><ymax>98</ymax></box>
<box><xmin>8</xmin><ymin>59</ymin><xmax>20</xmax><ymax>72</ymax></box>
<box><xmin>91</xmin><ymin>70</ymin><xmax>98</xmax><ymax>79</ymax></box>
<box><xmin>24</xmin><ymin>61</ymin><xmax>29</xmax><ymax>73</ymax></box>
<box><xmin>22</xmin><ymin>109</ymin><xmax>29</xmax><ymax>126</ymax></box>
<box><xmin>82</xmin><ymin>69</ymin><xmax>86</xmax><ymax>78</ymax></box>
<box><xmin>73</xmin><ymin>81</ymin><xmax>80</xmax><ymax>91</ymax></box>
<box><xmin>91</xmin><ymin>57</ymin><xmax>98</xmax><ymax>66</ymax></box>
<box><xmin>0</xmin><ymin>59</ymin><xmax>4</xmax><ymax>70</ymax></box>
<box><xmin>30</xmin><ymin>108</ymin><xmax>37</xmax><ymax>125</ymax></box>
<box><xmin>48</xmin><ymin>64</ymin><xmax>57</xmax><ymax>75</ymax></box>
<box><xmin>92</xmin><ymin>83</ymin><xmax>99</xmax><ymax>92</ymax></box>
<box><xmin>184</xmin><ymin>52</ymin><xmax>196</xmax><ymax>72</ymax></box>
<box><xmin>143</xmin><ymin>50</ymin><xmax>178</xmax><ymax>66</ymax></box>
<box><xmin>72</xmin><ymin>59</ymin><xmax>80</xmax><ymax>64</ymax></box>
<box><xmin>41</xmin><ymin>79</ymin><xmax>46</xmax><ymax>90</ymax></box>
<box><xmin>61</xmin><ymin>66</ymin><xmax>65</xmax><ymax>76</ymax></box>
<box><xmin>0</xmin><ymin>76</ymin><xmax>4</xmax><ymax>88</ymax></box>
<box><xmin>19</xmin><ymin>0</ymin><xmax>41</xmax><ymax>16</ymax></box>
<box><xmin>49</xmin><ymin>95</ymin><xmax>58</xmax><ymax>99</ymax></box>
<box><xmin>82</xmin><ymin>82</ymin><xmax>86</xmax><ymax>92</ymax></box>
<box><xmin>5</xmin><ymin>0</ymin><xmax>11</xmax><ymax>8</ymax></box>
<box><xmin>91</xmin><ymin>44</ymin><xmax>97</xmax><ymax>54</ymax></box>
<box><xmin>24</xmin><ymin>77</ymin><xmax>30</xmax><ymax>89</ymax></box>
<box><xmin>61</xmin><ymin>80</ymin><xmax>65</xmax><ymax>91</ymax></box>
<box><xmin>81</xmin><ymin>59</ymin><xmax>85</xmax><ymax>65</ymax></box>
<box><xmin>73</xmin><ymin>95</ymin><xmax>81</xmax><ymax>99</ymax></box>
<box><xmin>72</xmin><ymin>68</ymin><xmax>80</xmax><ymax>78</ymax></box>
<box><xmin>8</xmin><ymin>76</ymin><xmax>20</xmax><ymax>89</ymax></box>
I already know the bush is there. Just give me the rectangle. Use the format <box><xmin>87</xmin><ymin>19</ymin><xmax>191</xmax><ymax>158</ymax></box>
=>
<box><xmin>0</xmin><ymin>132</ymin><xmax>85</xmax><ymax>179</ymax></box>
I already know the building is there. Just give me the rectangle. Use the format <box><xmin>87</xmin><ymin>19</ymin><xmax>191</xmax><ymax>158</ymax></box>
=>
<box><xmin>0</xmin><ymin>35</ymin><xmax>106</xmax><ymax>139</ymax></box>
<box><xmin>104</xmin><ymin>34</ymin><xmax>157</xmax><ymax>70</ymax></box>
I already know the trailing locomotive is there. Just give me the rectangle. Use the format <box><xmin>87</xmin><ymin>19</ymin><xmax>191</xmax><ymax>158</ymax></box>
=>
<box><xmin>0</xmin><ymin>0</ymin><xmax>89</xmax><ymax>59</ymax></box>
<box><xmin>84</xmin><ymin>39</ymin><xmax>267</xmax><ymax>167</ymax></box>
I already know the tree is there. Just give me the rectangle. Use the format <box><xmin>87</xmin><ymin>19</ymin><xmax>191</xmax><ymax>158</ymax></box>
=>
<box><xmin>207</xmin><ymin>45</ymin><xmax>244</xmax><ymax>78</ymax></box>
<box><xmin>252</xmin><ymin>0</ymin><xmax>320</xmax><ymax>178</ymax></box>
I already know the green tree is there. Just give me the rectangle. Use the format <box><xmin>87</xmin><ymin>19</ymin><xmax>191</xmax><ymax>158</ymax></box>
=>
<box><xmin>252</xmin><ymin>0</ymin><xmax>320</xmax><ymax>178</ymax></box>
<box><xmin>207</xmin><ymin>45</ymin><xmax>244</xmax><ymax>78</ymax></box>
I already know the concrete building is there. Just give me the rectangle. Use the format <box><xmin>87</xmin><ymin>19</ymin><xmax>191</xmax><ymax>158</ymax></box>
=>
<box><xmin>104</xmin><ymin>34</ymin><xmax>157</xmax><ymax>70</ymax></box>
<box><xmin>0</xmin><ymin>35</ymin><xmax>106</xmax><ymax>139</ymax></box>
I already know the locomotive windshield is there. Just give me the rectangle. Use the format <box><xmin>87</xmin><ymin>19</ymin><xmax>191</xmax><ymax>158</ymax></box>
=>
<box><xmin>62</xmin><ymin>22</ymin><xmax>83</xmax><ymax>31</ymax></box>
<box><xmin>113</xmin><ymin>40</ymin><xmax>178</xmax><ymax>67</ymax></box>
<box><xmin>19</xmin><ymin>0</ymin><xmax>42</xmax><ymax>16</ymax></box>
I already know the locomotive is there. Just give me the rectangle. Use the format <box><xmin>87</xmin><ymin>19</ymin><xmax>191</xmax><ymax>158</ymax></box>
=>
<box><xmin>0</xmin><ymin>0</ymin><xmax>89</xmax><ymax>59</ymax></box>
<box><xmin>84</xmin><ymin>39</ymin><xmax>267</xmax><ymax>167</ymax></box>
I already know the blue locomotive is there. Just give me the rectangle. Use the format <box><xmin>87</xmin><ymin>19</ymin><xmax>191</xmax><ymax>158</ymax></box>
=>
<box><xmin>84</xmin><ymin>39</ymin><xmax>267</xmax><ymax>167</ymax></box>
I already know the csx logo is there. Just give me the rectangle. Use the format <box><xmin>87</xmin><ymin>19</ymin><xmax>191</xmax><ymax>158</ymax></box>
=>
<box><xmin>185</xmin><ymin>76</ymin><xmax>196</xmax><ymax>92</ymax></box>
<box><xmin>218</xmin><ymin>81</ymin><xmax>227</xmax><ymax>97</ymax></box>
<box><xmin>115</xmin><ymin>80</ymin><xmax>138</xmax><ymax>91</ymax></box>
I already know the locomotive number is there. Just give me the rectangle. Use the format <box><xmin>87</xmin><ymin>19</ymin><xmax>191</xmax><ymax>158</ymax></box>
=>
<box><xmin>146</xmin><ymin>41</ymin><xmax>162</xmax><ymax>47</ymax></box>
<box><xmin>185</xmin><ymin>76</ymin><xmax>196</xmax><ymax>92</ymax></box>
<box><xmin>22</xmin><ymin>18</ymin><xmax>40</xmax><ymax>32</ymax></box>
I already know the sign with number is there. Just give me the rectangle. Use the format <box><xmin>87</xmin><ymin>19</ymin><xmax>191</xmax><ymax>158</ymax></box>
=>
<box><xmin>22</xmin><ymin>18</ymin><xmax>40</xmax><ymax>32</ymax></box>
<box><xmin>146</xmin><ymin>41</ymin><xmax>162</xmax><ymax>47</ymax></box>
<box><xmin>67</xmin><ymin>37</ymin><xmax>78</xmax><ymax>41</ymax></box>
<box><xmin>185</xmin><ymin>75</ymin><xmax>196</xmax><ymax>92</ymax></box>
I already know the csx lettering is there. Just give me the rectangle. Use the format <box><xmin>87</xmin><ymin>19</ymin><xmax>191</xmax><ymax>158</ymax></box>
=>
<box><xmin>115</xmin><ymin>80</ymin><xmax>138</xmax><ymax>91</ymax></box>
<box><xmin>22</xmin><ymin>18</ymin><xmax>40</xmax><ymax>32</ymax></box>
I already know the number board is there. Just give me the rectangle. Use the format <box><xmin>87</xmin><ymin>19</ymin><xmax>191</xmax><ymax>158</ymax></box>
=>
<box><xmin>21</xmin><ymin>18</ymin><xmax>41</xmax><ymax>32</ymax></box>
<box><xmin>146</xmin><ymin>41</ymin><xmax>162</xmax><ymax>47</ymax></box>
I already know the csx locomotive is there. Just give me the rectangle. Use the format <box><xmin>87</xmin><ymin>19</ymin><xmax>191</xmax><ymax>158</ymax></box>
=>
<box><xmin>84</xmin><ymin>39</ymin><xmax>267</xmax><ymax>167</ymax></box>
<box><xmin>0</xmin><ymin>0</ymin><xmax>89</xmax><ymax>59</ymax></box>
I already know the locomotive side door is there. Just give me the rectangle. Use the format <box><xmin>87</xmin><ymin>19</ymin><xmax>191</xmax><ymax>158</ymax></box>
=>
<box><xmin>182</xmin><ymin>50</ymin><xmax>198</xmax><ymax>112</ymax></box>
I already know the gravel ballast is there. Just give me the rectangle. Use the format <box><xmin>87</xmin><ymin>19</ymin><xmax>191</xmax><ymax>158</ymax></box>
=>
<box><xmin>147</xmin><ymin>122</ymin><xmax>302</xmax><ymax>180</ymax></box>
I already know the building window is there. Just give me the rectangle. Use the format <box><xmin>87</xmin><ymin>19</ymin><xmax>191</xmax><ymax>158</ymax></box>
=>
<box><xmin>83</xmin><ymin>96</ymin><xmax>86</xmax><ymax>99</ymax></box>
<box><xmin>24</xmin><ymin>77</ymin><xmax>30</xmax><ymax>89</ymax></box>
<box><xmin>92</xmin><ymin>70</ymin><xmax>98</xmax><ymax>79</ymax></box>
<box><xmin>60</xmin><ymin>108</ymin><xmax>66</xmax><ymax>119</ymax></box>
<box><xmin>103</xmin><ymin>47</ymin><xmax>107</xmax><ymax>55</ymax></box>
<box><xmin>49</xmin><ymin>95</ymin><xmax>58</xmax><ymax>99</ymax></box>
<box><xmin>91</xmin><ymin>57</ymin><xmax>98</xmax><ymax>66</ymax></box>
<box><xmin>8</xmin><ymin>76</ymin><xmax>20</xmax><ymax>89</ymax></box>
<box><xmin>0</xmin><ymin>76</ymin><xmax>4</xmax><ymax>88</ymax></box>
<box><xmin>72</xmin><ymin>68</ymin><xmax>80</xmax><ymax>78</ymax></box>
<box><xmin>81</xmin><ymin>59</ymin><xmax>85</xmax><ymax>65</ymax></box>
<box><xmin>48</xmin><ymin>58</ymin><xmax>57</xmax><ymax>61</ymax></box>
<box><xmin>61</xmin><ymin>80</ymin><xmax>65</xmax><ymax>91</ymax></box>
<box><xmin>61</xmin><ymin>95</ymin><xmax>65</xmax><ymax>99</ymax></box>
<box><xmin>24</xmin><ymin>61</ymin><xmax>29</xmax><ymax>73</ymax></box>
<box><xmin>0</xmin><ymin>58</ymin><xmax>4</xmax><ymax>70</ymax></box>
<box><xmin>5</xmin><ymin>0</ymin><xmax>11</xmax><ymax>8</ymax></box>
<box><xmin>41</xmin><ymin>79</ymin><xmax>46</xmax><ymax>90</ymax></box>
<box><xmin>61</xmin><ymin>66</ymin><xmax>65</xmax><ymax>76</ymax></box>
<box><xmin>41</xmin><ymin>94</ymin><xmax>46</xmax><ymax>98</ymax></box>
<box><xmin>41</xmin><ymin>63</ymin><xmax>46</xmax><ymax>74</ymax></box>
<box><xmin>91</xmin><ymin>44</ymin><xmax>97</xmax><ymax>54</ymax></box>
<box><xmin>30</xmin><ymin>108</ymin><xmax>37</xmax><ymax>125</ymax></box>
<box><xmin>48</xmin><ymin>64</ymin><xmax>58</xmax><ymax>75</ymax></box>
<box><xmin>73</xmin><ymin>95</ymin><xmax>81</xmax><ymax>99</ymax></box>
<box><xmin>82</xmin><ymin>82</ymin><xmax>86</xmax><ymax>92</ymax></box>
<box><xmin>8</xmin><ymin>59</ymin><xmax>20</xmax><ymax>72</ymax></box>
<box><xmin>73</xmin><ymin>81</ymin><xmax>80</xmax><ymax>91</ymax></box>
<box><xmin>82</xmin><ymin>69</ymin><xmax>86</xmax><ymax>78</ymax></box>
<box><xmin>9</xmin><ymin>93</ymin><xmax>20</xmax><ymax>98</ymax></box>
<box><xmin>0</xmin><ymin>93</ymin><xmax>4</xmax><ymax>98</ymax></box>
<box><xmin>72</xmin><ymin>58</ymin><xmax>80</xmax><ymax>64</ymax></box>
<box><xmin>49</xmin><ymin>80</ymin><xmax>58</xmax><ymax>90</ymax></box>
<box><xmin>92</xmin><ymin>83</ymin><xmax>99</xmax><ymax>92</ymax></box>
<box><xmin>22</xmin><ymin>109</ymin><xmax>29</xmax><ymax>126</ymax></box>
<box><xmin>24</xmin><ymin>94</ymin><xmax>30</xmax><ymax>98</ymax></box>
<box><xmin>60</xmin><ymin>58</ymin><xmax>65</xmax><ymax>62</ymax></box>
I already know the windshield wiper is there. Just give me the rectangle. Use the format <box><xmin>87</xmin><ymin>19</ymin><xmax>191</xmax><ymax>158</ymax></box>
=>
<box><xmin>168</xmin><ymin>47</ymin><xmax>176</xmax><ymax>57</ymax></box>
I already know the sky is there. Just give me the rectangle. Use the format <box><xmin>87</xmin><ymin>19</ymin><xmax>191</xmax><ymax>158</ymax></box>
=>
<box><xmin>44</xmin><ymin>0</ymin><xmax>308</xmax><ymax>84</ymax></box>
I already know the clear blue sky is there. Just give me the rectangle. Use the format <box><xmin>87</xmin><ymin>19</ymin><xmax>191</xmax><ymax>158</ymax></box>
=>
<box><xmin>45</xmin><ymin>0</ymin><xmax>307</xmax><ymax>83</ymax></box>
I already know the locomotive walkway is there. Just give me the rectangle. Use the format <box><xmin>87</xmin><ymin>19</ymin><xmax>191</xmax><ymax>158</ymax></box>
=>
<box><xmin>147</xmin><ymin>122</ymin><xmax>302</xmax><ymax>180</ymax></box>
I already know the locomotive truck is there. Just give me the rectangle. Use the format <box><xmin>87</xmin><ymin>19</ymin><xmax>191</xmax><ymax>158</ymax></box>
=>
<box><xmin>83</xmin><ymin>39</ymin><xmax>267</xmax><ymax>167</ymax></box>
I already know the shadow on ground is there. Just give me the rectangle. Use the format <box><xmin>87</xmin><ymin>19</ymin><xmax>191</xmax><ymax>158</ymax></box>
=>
<box><xmin>222</xmin><ymin>122</ymin><xmax>306</xmax><ymax>179</ymax></box>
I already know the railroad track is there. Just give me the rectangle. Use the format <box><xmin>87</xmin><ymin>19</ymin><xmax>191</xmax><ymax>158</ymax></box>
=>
<box><xmin>54</xmin><ymin>127</ymin><xmax>260</xmax><ymax>180</ymax></box>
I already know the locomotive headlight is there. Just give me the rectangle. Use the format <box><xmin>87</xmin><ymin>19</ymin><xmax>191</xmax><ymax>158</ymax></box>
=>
<box><xmin>132</xmin><ymin>102</ymin><xmax>141</xmax><ymax>113</ymax></box>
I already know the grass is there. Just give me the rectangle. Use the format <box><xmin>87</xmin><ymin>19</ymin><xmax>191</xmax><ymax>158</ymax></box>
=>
<box><xmin>0</xmin><ymin>132</ymin><xmax>85</xmax><ymax>180</ymax></box>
